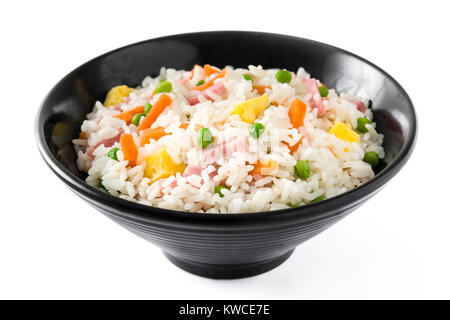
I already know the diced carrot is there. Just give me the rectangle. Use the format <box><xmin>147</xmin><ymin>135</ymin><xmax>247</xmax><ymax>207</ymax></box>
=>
<box><xmin>288</xmin><ymin>98</ymin><xmax>307</xmax><ymax>128</ymax></box>
<box><xmin>79</xmin><ymin>132</ymin><xmax>87</xmax><ymax>140</ymax></box>
<box><xmin>140</xmin><ymin>127</ymin><xmax>168</xmax><ymax>146</ymax></box>
<box><xmin>250</xmin><ymin>159</ymin><xmax>279</xmax><ymax>176</ymax></box>
<box><xmin>191</xmin><ymin>70</ymin><xmax>226</xmax><ymax>91</ymax></box>
<box><xmin>272</xmin><ymin>101</ymin><xmax>279</xmax><ymax>107</ymax></box>
<box><xmin>114</xmin><ymin>106</ymin><xmax>145</xmax><ymax>124</ymax></box>
<box><xmin>320</xmin><ymin>82</ymin><xmax>328</xmax><ymax>89</ymax></box>
<box><xmin>283</xmin><ymin>133</ymin><xmax>303</xmax><ymax>155</ymax></box>
<box><xmin>204</xmin><ymin>64</ymin><xmax>220</xmax><ymax>77</ymax></box>
<box><xmin>120</xmin><ymin>133</ymin><xmax>138</xmax><ymax>167</ymax></box>
<box><xmin>189</xmin><ymin>64</ymin><xmax>203</xmax><ymax>80</ymax></box>
<box><xmin>179</xmin><ymin>123</ymin><xmax>189</xmax><ymax>130</ymax></box>
<box><xmin>139</xmin><ymin>123</ymin><xmax>198</xmax><ymax>146</ymax></box>
<box><xmin>253</xmin><ymin>86</ymin><xmax>270</xmax><ymax>95</ymax></box>
<box><xmin>137</xmin><ymin>94</ymin><xmax>173</xmax><ymax>131</ymax></box>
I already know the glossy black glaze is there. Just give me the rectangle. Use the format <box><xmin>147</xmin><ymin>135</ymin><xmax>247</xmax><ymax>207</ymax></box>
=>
<box><xmin>35</xmin><ymin>31</ymin><xmax>417</xmax><ymax>279</ymax></box>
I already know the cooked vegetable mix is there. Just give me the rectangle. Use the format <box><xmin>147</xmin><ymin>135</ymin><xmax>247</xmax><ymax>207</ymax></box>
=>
<box><xmin>74</xmin><ymin>64</ymin><xmax>384</xmax><ymax>213</ymax></box>
<box><xmin>363</xmin><ymin>151</ymin><xmax>380</xmax><ymax>168</ymax></box>
<box><xmin>295</xmin><ymin>160</ymin><xmax>310</xmax><ymax>179</ymax></box>
<box><xmin>144</xmin><ymin>102</ymin><xmax>153</xmax><ymax>115</ymax></box>
<box><xmin>196</xmin><ymin>128</ymin><xmax>214</xmax><ymax>148</ymax></box>
<box><xmin>131</xmin><ymin>113</ymin><xmax>145</xmax><ymax>127</ymax></box>
<box><xmin>215</xmin><ymin>185</ymin><xmax>228</xmax><ymax>197</ymax></box>
<box><xmin>310</xmin><ymin>196</ymin><xmax>326</xmax><ymax>203</ymax></box>
<box><xmin>357</xmin><ymin>117</ymin><xmax>371</xmax><ymax>133</ymax></box>
<box><xmin>107</xmin><ymin>147</ymin><xmax>120</xmax><ymax>161</ymax></box>
<box><xmin>249</xmin><ymin>123</ymin><xmax>265</xmax><ymax>139</ymax></box>
<box><xmin>154</xmin><ymin>80</ymin><xmax>172</xmax><ymax>94</ymax></box>
<box><xmin>318</xmin><ymin>86</ymin><xmax>329</xmax><ymax>97</ymax></box>
<box><xmin>275</xmin><ymin>70</ymin><xmax>292</xmax><ymax>83</ymax></box>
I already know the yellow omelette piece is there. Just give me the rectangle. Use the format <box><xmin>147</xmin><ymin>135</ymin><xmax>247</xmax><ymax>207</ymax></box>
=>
<box><xmin>231</xmin><ymin>94</ymin><xmax>269</xmax><ymax>123</ymax></box>
<box><xmin>328</xmin><ymin>122</ymin><xmax>360</xmax><ymax>143</ymax></box>
<box><xmin>103</xmin><ymin>85</ymin><xmax>135</xmax><ymax>108</ymax></box>
<box><xmin>144</xmin><ymin>149</ymin><xmax>186</xmax><ymax>184</ymax></box>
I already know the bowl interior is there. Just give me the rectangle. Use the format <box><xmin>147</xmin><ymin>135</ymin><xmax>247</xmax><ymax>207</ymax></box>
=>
<box><xmin>37</xmin><ymin>31</ymin><xmax>416</xmax><ymax>200</ymax></box>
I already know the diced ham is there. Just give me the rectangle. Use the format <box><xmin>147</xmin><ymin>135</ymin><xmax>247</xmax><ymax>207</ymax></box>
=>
<box><xmin>109</xmin><ymin>104</ymin><xmax>123</xmax><ymax>112</ymax></box>
<box><xmin>204</xmin><ymin>136</ymin><xmax>248</xmax><ymax>164</ymax></box>
<box><xmin>183</xmin><ymin>164</ymin><xmax>218</xmax><ymax>180</ymax></box>
<box><xmin>155</xmin><ymin>165</ymin><xmax>218</xmax><ymax>195</ymax></box>
<box><xmin>180</xmin><ymin>78</ymin><xmax>189</xmax><ymax>86</ymax></box>
<box><xmin>187</xmin><ymin>82</ymin><xmax>227</xmax><ymax>106</ymax></box>
<box><xmin>183</xmin><ymin>164</ymin><xmax>203</xmax><ymax>177</ymax></box>
<box><xmin>86</xmin><ymin>129</ymin><xmax>123</xmax><ymax>159</ymax></box>
<box><xmin>156</xmin><ymin>178</ymin><xmax>178</xmax><ymax>194</ymax></box>
<box><xmin>304</xmin><ymin>79</ymin><xmax>325</xmax><ymax>117</ymax></box>
<box><xmin>354</xmin><ymin>100</ymin><xmax>366</xmax><ymax>113</ymax></box>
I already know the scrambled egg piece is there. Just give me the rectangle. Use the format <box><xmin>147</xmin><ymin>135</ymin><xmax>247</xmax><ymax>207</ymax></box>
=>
<box><xmin>328</xmin><ymin>122</ymin><xmax>360</xmax><ymax>143</ymax></box>
<box><xmin>103</xmin><ymin>85</ymin><xmax>135</xmax><ymax>108</ymax></box>
<box><xmin>231</xmin><ymin>94</ymin><xmax>269</xmax><ymax>123</ymax></box>
<box><xmin>144</xmin><ymin>149</ymin><xmax>186</xmax><ymax>184</ymax></box>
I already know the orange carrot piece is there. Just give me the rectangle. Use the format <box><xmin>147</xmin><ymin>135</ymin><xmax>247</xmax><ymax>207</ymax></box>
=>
<box><xmin>120</xmin><ymin>133</ymin><xmax>138</xmax><ymax>167</ymax></box>
<box><xmin>137</xmin><ymin>94</ymin><xmax>173</xmax><ymax>131</ymax></box>
<box><xmin>191</xmin><ymin>69</ymin><xmax>226</xmax><ymax>91</ymax></box>
<box><xmin>252</xmin><ymin>85</ymin><xmax>270</xmax><ymax>95</ymax></box>
<box><xmin>139</xmin><ymin>123</ymin><xmax>197</xmax><ymax>146</ymax></box>
<box><xmin>288</xmin><ymin>98</ymin><xmax>307</xmax><ymax>128</ymax></box>
<box><xmin>79</xmin><ymin>132</ymin><xmax>87</xmax><ymax>140</ymax></box>
<box><xmin>283</xmin><ymin>133</ymin><xmax>303</xmax><ymax>155</ymax></box>
<box><xmin>139</xmin><ymin>127</ymin><xmax>168</xmax><ymax>146</ymax></box>
<box><xmin>189</xmin><ymin>64</ymin><xmax>203</xmax><ymax>80</ymax></box>
<box><xmin>179</xmin><ymin>123</ymin><xmax>189</xmax><ymax>130</ymax></box>
<box><xmin>204</xmin><ymin>64</ymin><xmax>220</xmax><ymax>77</ymax></box>
<box><xmin>179</xmin><ymin>123</ymin><xmax>202</xmax><ymax>131</ymax></box>
<box><xmin>250</xmin><ymin>159</ymin><xmax>279</xmax><ymax>176</ymax></box>
<box><xmin>114</xmin><ymin>106</ymin><xmax>145</xmax><ymax>124</ymax></box>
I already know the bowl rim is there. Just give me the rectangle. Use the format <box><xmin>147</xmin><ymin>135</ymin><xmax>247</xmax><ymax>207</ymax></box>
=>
<box><xmin>35</xmin><ymin>30</ymin><xmax>417</xmax><ymax>226</ymax></box>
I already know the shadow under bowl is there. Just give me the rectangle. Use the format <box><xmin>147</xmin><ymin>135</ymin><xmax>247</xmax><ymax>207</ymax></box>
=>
<box><xmin>35</xmin><ymin>31</ymin><xmax>417</xmax><ymax>279</ymax></box>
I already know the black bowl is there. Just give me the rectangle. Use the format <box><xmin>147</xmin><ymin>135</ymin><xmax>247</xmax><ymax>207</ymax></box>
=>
<box><xmin>35</xmin><ymin>31</ymin><xmax>417</xmax><ymax>279</ymax></box>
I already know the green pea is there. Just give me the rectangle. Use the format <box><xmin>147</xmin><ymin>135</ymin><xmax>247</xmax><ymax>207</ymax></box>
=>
<box><xmin>243</xmin><ymin>74</ymin><xmax>253</xmax><ymax>82</ymax></box>
<box><xmin>310</xmin><ymin>196</ymin><xmax>326</xmax><ymax>203</ymax></box>
<box><xmin>275</xmin><ymin>69</ymin><xmax>292</xmax><ymax>84</ymax></box>
<box><xmin>98</xmin><ymin>179</ymin><xmax>108</xmax><ymax>192</ymax></box>
<box><xmin>357</xmin><ymin>117</ymin><xmax>371</xmax><ymax>133</ymax></box>
<box><xmin>107</xmin><ymin>147</ymin><xmax>120</xmax><ymax>161</ymax></box>
<box><xmin>215</xmin><ymin>185</ymin><xmax>228</xmax><ymax>198</ymax></box>
<box><xmin>318</xmin><ymin>86</ymin><xmax>329</xmax><ymax>97</ymax></box>
<box><xmin>295</xmin><ymin>160</ymin><xmax>310</xmax><ymax>179</ymax></box>
<box><xmin>196</xmin><ymin>80</ymin><xmax>205</xmax><ymax>86</ymax></box>
<box><xmin>249</xmin><ymin>123</ymin><xmax>265</xmax><ymax>139</ymax></box>
<box><xmin>196</xmin><ymin>128</ymin><xmax>214</xmax><ymax>148</ymax></box>
<box><xmin>363</xmin><ymin>151</ymin><xmax>380</xmax><ymax>168</ymax></box>
<box><xmin>155</xmin><ymin>80</ymin><xmax>172</xmax><ymax>94</ymax></box>
<box><xmin>131</xmin><ymin>113</ymin><xmax>145</xmax><ymax>127</ymax></box>
<box><xmin>144</xmin><ymin>102</ymin><xmax>153</xmax><ymax>115</ymax></box>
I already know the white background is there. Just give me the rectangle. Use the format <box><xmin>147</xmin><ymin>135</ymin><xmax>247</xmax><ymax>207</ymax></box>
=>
<box><xmin>1</xmin><ymin>0</ymin><xmax>449</xmax><ymax>299</ymax></box>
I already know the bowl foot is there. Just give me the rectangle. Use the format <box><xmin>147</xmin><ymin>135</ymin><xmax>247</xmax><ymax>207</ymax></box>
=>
<box><xmin>163</xmin><ymin>249</ymin><xmax>295</xmax><ymax>279</ymax></box>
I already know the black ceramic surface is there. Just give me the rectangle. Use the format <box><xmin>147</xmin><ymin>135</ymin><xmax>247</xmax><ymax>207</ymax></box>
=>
<box><xmin>36</xmin><ymin>31</ymin><xmax>417</xmax><ymax>279</ymax></box>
